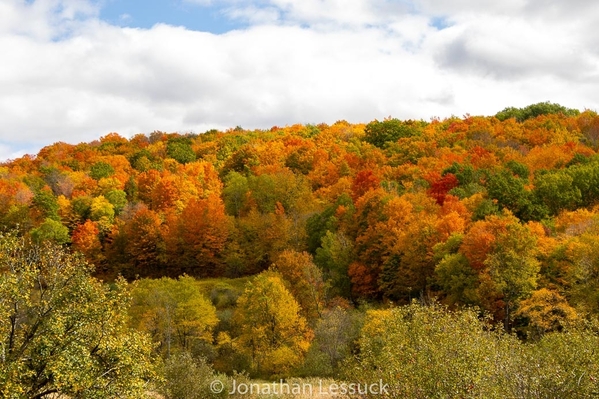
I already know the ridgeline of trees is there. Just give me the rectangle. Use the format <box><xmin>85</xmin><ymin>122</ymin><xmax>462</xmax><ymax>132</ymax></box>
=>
<box><xmin>3</xmin><ymin>102</ymin><xmax>599</xmax><ymax>397</ymax></box>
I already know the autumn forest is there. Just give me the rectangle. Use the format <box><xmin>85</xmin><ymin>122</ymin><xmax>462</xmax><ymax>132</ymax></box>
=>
<box><xmin>3</xmin><ymin>102</ymin><xmax>599</xmax><ymax>398</ymax></box>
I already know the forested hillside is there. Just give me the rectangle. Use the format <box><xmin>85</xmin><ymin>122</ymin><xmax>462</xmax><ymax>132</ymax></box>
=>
<box><xmin>2</xmin><ymin>103</ymin><xmax>599</xmax><ymax>330</ymax></box>
<box><xmin>4</xmin><ymin>102</ymin><xmax>599</xmax><ymax>397</ymax></box>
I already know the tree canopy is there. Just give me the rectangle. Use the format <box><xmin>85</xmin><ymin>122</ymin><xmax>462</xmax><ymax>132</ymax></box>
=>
<box><xmin>1</xmin><ymin>103</ymin><xmax>599</xmax><ymax>332</ymax></box>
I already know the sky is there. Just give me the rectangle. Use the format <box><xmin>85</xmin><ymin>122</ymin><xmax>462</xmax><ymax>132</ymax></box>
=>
<box><xmin>1</xmin><ymin>0</ymin><xmax>598</xmax><ymax>161</ymax></box>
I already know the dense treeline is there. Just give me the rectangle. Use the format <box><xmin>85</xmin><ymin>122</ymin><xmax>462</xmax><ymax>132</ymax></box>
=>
<box><xmin>1</xmin><ymin>101</ymin><xmax>599</xmax><ymax>334</ymax></box>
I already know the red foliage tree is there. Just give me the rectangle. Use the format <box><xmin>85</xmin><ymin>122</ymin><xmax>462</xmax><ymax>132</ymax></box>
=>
<box><xmin>427</xmin><ymin>173</ymin><xmax>459</xmax><ymax>205</ymax></box>
<box><xmin>351</xmin><ymin>170</ymin><xmax>380</xmax><ymax>202</ymax></box>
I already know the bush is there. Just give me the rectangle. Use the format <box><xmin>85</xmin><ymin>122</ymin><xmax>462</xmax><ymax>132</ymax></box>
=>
<box><xmin>161</xmin><ymin>352</ymin><xmax>226</xmax><ymax>399</ymax></box>
<box><xmin>297</xmin><ymin>307</ymin><xmax>363</xmax><ymax>377</ymax></box>
<box><xmin>344</xmin><ymin>302</ymin><xmax>599</xmax><ymax>398</ymax></box>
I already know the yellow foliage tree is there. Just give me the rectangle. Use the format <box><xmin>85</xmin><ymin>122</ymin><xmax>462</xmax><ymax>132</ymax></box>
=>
<box><xmin>233</xmin><ymin>271</ymin><xmax>313</xmax><ymax>377</ymax></box>
<box><xmin>272</xmin><ymin>250</ymin><xmax>327</xmax><ymax>322</ymax></box>
<box><xmin>515</xmin><ymin>288</ymin><xmax>578</xmax><ymax>338</ymax></box>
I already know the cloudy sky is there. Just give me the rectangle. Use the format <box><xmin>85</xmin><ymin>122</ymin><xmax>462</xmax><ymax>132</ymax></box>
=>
<box><xmin>1</xmin><ymin>0</ymin><xmax>598</xmax><ymax>160</ymax></box>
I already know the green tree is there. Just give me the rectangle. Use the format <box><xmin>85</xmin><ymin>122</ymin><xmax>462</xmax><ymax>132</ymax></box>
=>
<box><xmin>483</xmin><ymin>222</ymin><xmax>540</xmax><ymax>331</ymax></box>
<box><xmin>89</xmin><ymin>161</ymin><xmax>115</xmax><ymax>180</ymax></box>
<box><xmin>566</xmin><ymin>161</ymin><xmax>599</xmax><ymax>207</ymax></box>
<box><xmin>495</xmin><ymin>102</ymin><xmax>580</xmax><ymax>122</ymax></box>
<box><xmin>129</xmin><ymin>276</ymin><xmax>218</xmax><ymax>357</ymax></box>
<box><xmin>105</xmin><ymin>189</ymin><xmax>128</xmax><ymax>215</ymax></box>
<box><xmin>0</xmin><ymin>234</ymin><xmax>155</xmax><ymax>399</ymax></box>
<box><xmin>315</xmin><ymin>231</ymin><xmax>354</xmax><ymax>298</ymax></box>
<box><xmin>166</xmin><ymin>139</ymin><xmax>196</xmax><ymax>164</ymax></box>
<box><xmin>30</xmin><ymin>217</ymin><xmax>71</xmax><ymax>245</ymax></box>
<box><xmin>364</xmin><ymin>119</ymin><xmax>423</xmax><ymax>148</ymax></box>
<box><xmin>527</xmin><ymin>325</ymin><xmax>599</xmax><ymax>397</ymax></box>
<box><xmin>71</xmin><ymin>195</ymin><xmax>93</xmax><ymax>222</ymax></box>
<box><xmin>534</xmin><ymin>171</ymin><xmax>581</xmax><ymax>215</ymax></box>
<box><xmin>505</xmin><ymin>160</ymin><xmax>529</xmax><ymax>179</ymax></box>
<box><xmin>32</xmin><ymin>190</ymin><xmax>59</xmax><ymax>221</ymax></box>
<box><xmin>434</xmin><ymin>253</ymin><xmax>479</xmax><ymax>306</ymax></box>
<box><xmin>306</xmin><ymin>194</ymin><xmax>352</xmax><ymax>254</ymax></box>
<box><xmin>486</xmin><ymin>170</ymin><xmax>546</xmax><ymax>221</ymax></box>
<box><xmin>222</xmin><ymin>172</ymin><xmax>249</xmax><ymax>217</ymax></box>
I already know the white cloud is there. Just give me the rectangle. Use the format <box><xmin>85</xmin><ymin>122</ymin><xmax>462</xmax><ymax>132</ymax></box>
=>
<box><xmin>0</xmin><ymin>0</ymin><xmax>98</xmax><ymax>40</ymax></box>
<box><xmin>222</xmin><ymin>5</ymin><xmax>281</xmax><ymax>25</ymax></box>
<box><xmin>219</xmin><ymin>0</ymin><xmax>412</xmax><ymax>28</ymax></box>
<box><xmin>1</xmin><ymin>0</ymin><xmax>599</xmax><ymax>160</ymax></box>
<box><xmin>432</xmin><ymin>15</ymin><xmax>596</xmax><ymax>81</ymax></box>
<box><xmin>416</xmin><ymin>0</ymin><xmax>526</xmax><ymax>17</ymax></box>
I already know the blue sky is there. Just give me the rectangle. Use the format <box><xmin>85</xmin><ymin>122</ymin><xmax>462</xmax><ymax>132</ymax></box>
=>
<box><xmin>0</xmin><ymin>0</ymin><xmax>598</xmax><ymax>161</ymax></box>
<box><xmin>98</xmin><ymin>0</ymin><xmax>242</xmax><ymax>33</ymax></box>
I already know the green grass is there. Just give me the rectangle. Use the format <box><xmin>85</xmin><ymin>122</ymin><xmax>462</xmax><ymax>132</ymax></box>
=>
<box><xmin>194</xmin><ymin>276</ymin><xmax>252</xmax><ymax>296</ymax></box>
